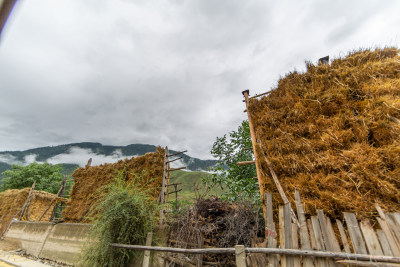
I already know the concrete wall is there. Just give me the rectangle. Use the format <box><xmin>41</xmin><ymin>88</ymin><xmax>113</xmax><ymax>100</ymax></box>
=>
<box><xmin>4</xmin><ymin>221</ymin><xmax>90</xmax><ymax>265</ymax></box>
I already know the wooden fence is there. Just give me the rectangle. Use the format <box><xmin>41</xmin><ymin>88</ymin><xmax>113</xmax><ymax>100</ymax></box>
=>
<box><xmin>111</xmin><ymin>189</ymin><xmax>400</xmax><ymax>266</ymax></box>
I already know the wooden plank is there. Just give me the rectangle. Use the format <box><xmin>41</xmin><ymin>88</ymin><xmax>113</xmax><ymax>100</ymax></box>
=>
<box><xmin>343</xmin><ymin>212</ymin><xmax>368</xmax><ymax>255</ymax></box>
<box><xmin>280</xmin><ymin>205</ymin><xmax>287</xmax><ymax>267</ymax></box>
<box><xmin>308</xmin><ymin>218</ymin><xmax>317</xmax><ymax>250</ymax></box>
<box><xmin>377</xmin><ymin>229</ymin><xmax>394</xmax><ymax>256</ymax></box>
<box><xmin>257</xmin><ymin>142</ymin><xmax>300</xmax><ymax>227</ymax></box>
<box><xmin>291</xmin><ymin>223</ymin><xmax>301</xmax><ymax>267</ymax></box>
<box><xmin>142</xmin><ymin>232</ymin><xmax>153</xmax><ymax>267</ymax></box>
<box><xmin>317</xmin><ymin>210</ymin><xmax>333</xmax><ymax>252</ymax></box>
<box><xmin>294</xmin><ymin>190</ymin><xmax>314</xmax><ymax>267</ymax></box>
<box><xmin>235</xmin><ymin>245</ymin><xmax>247</xmax><ymax>267</ymax></box>
<box><xmin>336</xmin><ymin>220</ymin><xmax>351</xmax><ymax>254</ymax></box>
<box><xmin>311</xmin><ymin>216</ymin><xmax>328</xmax><ymax>267</ymax></box>
<box><xmin>265</xmin><ymin>192</ymin><xmax>278</xmax><ymax>267</ymax></box>
<box><xmin>335</xmin><ymin>260</ymin><xmax>400</xmax><ymax>266</ymax></box>
<box><xmin>284</xmin><ymin>203</ymin><xmax>294</xmax><ymax>267</ymax></box>
<box><xmin>375</xmin><ymin>204</ymin><xmax>386</xmax><ymax>219</ymax></box>
<box><xmin>377</xmin><ymin>217</ymin><xmax>400</xmax><ymax>256</ymax></box>
<box><xmin>311</xmin><ymin>216</ymin><xmax>325</xmax><ymax>251</ymax></box>
<box><xmin>359</xmin><ymin>220</ymin><xmax>383</xmax><ymax>255</ymax></box>
<box><xmin>325</xmin><ymin>218</ymin><xmax>341</xmax><ymax>252</ymax></box>
<box><xmin>386</xmin><ymin>214</ymin><xmax>400</xmax><ymax>246</ymax></box>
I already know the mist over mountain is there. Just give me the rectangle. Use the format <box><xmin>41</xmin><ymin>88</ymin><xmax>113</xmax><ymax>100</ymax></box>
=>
<box><xmin>0</xmin><ymin>143</ymin><xmax>217</xmax><ymax>175</ymax></box>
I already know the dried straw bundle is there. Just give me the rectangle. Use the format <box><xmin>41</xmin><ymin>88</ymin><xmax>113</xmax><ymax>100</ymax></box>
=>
<box><xmin>0</xmin><ymin>188</ymin><xmax>59</xmax><ymax>233</ymax></box>
<box><xmin>62</xmin><ymin>147</ymin><xmax>165</xmax><ymax>222</ymax></box>
<box><xmin>249</xmin><ymin>48</ymin><xmax>400</xmax><ymax>219</ymax></box>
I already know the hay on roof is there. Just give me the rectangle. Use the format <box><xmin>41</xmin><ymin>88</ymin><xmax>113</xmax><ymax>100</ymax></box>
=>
<box><xmin>249</xmin><ymin>47</ymin><xmax>400</xmax><ymax>219</ymax></box>
<box><xmin>62</xmin><ymin>147</ymin><xmax>165</xmax><ymax>222</ymax></box>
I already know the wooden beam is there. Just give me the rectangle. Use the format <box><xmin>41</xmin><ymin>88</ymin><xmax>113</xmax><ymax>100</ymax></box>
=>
<box><xmin>236</xmin><ymin>160</ymin><xmax>255</xmax><ymax>166</ymax></box>
<box><xmin>167</xmin><ymin>150</ymin><xmax>187</xmax><ymax>157</ymax></box>
<box><xmin>166</xmin><ymin>157</ymin><xmax>182</xmax><ymax>164</ymax></box>
<box><xmin>242</xmin><ymin>89</ymin><xmax>266</xmax><ymax>215</ymax></box>
<box><xmin>241</xmin><ymin>91</ymin><xmax>272</xmax><ymax>102</ymax></box>
<box><xmin>168</xmin><ymin>167</ymin><xmax>186</xmax><ymax>172</ymax></box>
<box><xmin>167</xmin><ymin>189</ymin><xmax>182</xmax><ymax>195</ymax></box>
<box><xmin>109</xmin><ymin>244</ymin><xmax>400</xmax><ymax>263</ymax></box>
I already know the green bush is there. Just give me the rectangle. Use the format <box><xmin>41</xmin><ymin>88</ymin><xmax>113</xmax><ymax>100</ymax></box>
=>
<box><xmin>81</xmin><ymin>171</ymin><xmax>158</xmax><ymax>267</ymax></box>
<box><xmin>0</xmin><ymin>162</ymin><xmax>63</xmax><ymax>194</ymax></box>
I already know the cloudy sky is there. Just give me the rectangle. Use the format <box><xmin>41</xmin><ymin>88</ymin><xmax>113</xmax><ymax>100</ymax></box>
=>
<box><xmin>0</xmin><ymin>0</ymin><xmax>399</xmax><ymax>159</ymax></box>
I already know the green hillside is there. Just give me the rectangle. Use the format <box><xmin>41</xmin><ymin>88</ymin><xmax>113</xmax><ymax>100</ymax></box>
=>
<box><xmin>169</xmin><ymin>170</ymin><xmax>224</xmax><ymax>202</ymax></box>
<box><xmin>0</xmin><ymin>143</ymin><xmax>216</xmax><ymax>171</ymax></box>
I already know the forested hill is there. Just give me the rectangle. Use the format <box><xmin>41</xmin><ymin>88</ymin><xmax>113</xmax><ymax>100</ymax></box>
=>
<box><xmin>0</xmin><ymin>142</ymin><xmax>216</xmax><ymax>173</ymax></box>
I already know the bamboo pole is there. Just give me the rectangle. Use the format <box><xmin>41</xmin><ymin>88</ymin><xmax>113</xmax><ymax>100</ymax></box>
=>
<box><xmin>168</xmin><ymin>167</ymin><xmax>186</xmax><ymax>172</ymax></box>
<box><xmin>242</xmin><ymin>90</ymin><xmax>266</xmax><ymax>215</ymax></box>
<box><xmin>236</xmin><ymin>160</ymin><xmax>256</xmax><ymax>166</ymax></box>
<box><xmin>167</xmin><ymin>150</ymin><xmax>187</xmax><ymax>157</ymax></box>
<box><xmin>109</xmin><ymin>244</ymin><xmax>400</xmax><ymax>263</ymax></box>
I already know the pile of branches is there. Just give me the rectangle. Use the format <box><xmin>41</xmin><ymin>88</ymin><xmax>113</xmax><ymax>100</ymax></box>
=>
<box><xmin>168</xmin><ymin>197</ymin><xmax>263</xmax><ymax>266</ymax></box>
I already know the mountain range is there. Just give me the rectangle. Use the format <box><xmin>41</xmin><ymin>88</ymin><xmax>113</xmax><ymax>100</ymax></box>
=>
<box><xmin>0</xmin><ymin>142</ymin><xmax>217</xmax><ymax>177</ymax></box>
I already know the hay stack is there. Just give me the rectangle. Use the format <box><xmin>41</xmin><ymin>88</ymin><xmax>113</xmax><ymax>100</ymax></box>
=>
<box><xmin>63</xmin><ymin>147</ymin><xmax>165</xmax><ymax>222</ymax></box>
<box><xmin>249</xmin><ymin>48</ymin><xmax>400</xmax><ymax>219</ymax></box>
<box><xmin>0</xmin><ymin>188</ymin><xmax>60</xmax><ymax>234</ymax></box>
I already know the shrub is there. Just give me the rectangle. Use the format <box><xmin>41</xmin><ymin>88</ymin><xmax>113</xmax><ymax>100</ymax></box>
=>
<box><xmin>81</xmin><ymin>171</ymin><xmax>158</xmax><ymax>267</ymax></box>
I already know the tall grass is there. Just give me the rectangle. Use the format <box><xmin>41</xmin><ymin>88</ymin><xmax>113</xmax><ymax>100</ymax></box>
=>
<box><xmin>81</xmin><ymin>171</ymin><xmax>158</xmax><ymax>267</ymax></box>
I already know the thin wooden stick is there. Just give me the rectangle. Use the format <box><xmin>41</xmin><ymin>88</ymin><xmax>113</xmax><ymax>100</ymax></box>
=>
<box><xmin>167</xmin><ymin>150</ymin><xmax>187</xmax><ymax>157</ymax></box>
<box><xmin>168</xmin><ymin>167</ymin><xmax>186</xmax><ymax>172</ymax></box>
<box><xmin>236</xmin><ymin>160</ymin><xmax>256</xmax><ymax>166</ymax></box>
<box><xmin>109</xmin><ymin>244</ymin><xmax>400</xmax><ymax>263</ymax></box>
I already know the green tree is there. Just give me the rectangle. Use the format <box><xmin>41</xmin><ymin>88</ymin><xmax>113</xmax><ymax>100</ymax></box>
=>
<box><xmin>204</xmin><ymin>120</ymin><xmax>259</xmax><ymax>203</ymax></box>
<box><xmin>0</xmin><ymin>162</ymin><xmax>64</xmax><ymax>194</ymax></box>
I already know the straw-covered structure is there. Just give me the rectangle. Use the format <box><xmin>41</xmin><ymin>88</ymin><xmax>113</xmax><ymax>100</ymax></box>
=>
<box><xmin>0</xmin><ymin>188</ymin><xmax>61</xmax><ymax>234</ymax></box>
<box><xmin>249</xmin><ymin>48</ymin><xmax>400</xmax><ymax>219</ymax></box>
<box><xmin>63</xmin><ymin>147</ymin><xmax>165</xmax><ymax>222</ymax></box>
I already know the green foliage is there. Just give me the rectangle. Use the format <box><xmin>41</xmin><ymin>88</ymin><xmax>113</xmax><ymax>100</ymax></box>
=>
<box><xmin>0</xmin><ymin>162</ymin><xmax>64</xmax><ymax>194</ymax></box>
<box><xmin>204</xmin><ymin>120</ymin><xmax>259</xmax><ymax>203</ymax></box>
<box><xmin>81</xmin><ymin>172</ymin><xmax>158</xmax><ymax>267</ymax></box>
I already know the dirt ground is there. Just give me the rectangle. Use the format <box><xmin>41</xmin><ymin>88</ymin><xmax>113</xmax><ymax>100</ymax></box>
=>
<box><xmin>0</xmin><ymin>241</ymin><xmax>18</xmax><ymax>252</ymax></box>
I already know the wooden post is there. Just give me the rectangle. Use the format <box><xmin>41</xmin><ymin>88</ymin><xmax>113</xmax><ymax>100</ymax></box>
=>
<box><xmin>142</xmin><ymin>232</ymin><xmax>153</xmax><ymax>267</ymax></box>
<box><xmin>242</xmin><ymin>90</ymin><xmax>266</xmax><ymax>216</ymax></box>
<box><xmin>235</xmin><ymin>245</ymin><xmax>247</xmax><ymax>267</ymax></box>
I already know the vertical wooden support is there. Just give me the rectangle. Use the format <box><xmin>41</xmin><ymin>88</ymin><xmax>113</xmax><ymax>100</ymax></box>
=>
<box><xmin>265</xmin><ymin>192</ymin><xmax>278</xmax><ymax>267</ymax></box>
<box><xmin>159</xmin><ymin>147</ymin><xmax>169</xmax><ymax>225</ymax></box>
<box><xmin>336</xmin><ymin>219</ymin><xmax>351</xmax><ymax>254</ymax></box>
<box><xmin>142</xmin><ymin>232</ymin><xmax>153</xmax><ymax>267</ymax></box>
<box><xmin>344</xmin><ymin>212</ymin><xmax>368</xmax><ymax>255</ymax></box>
<box><xmin>294</xmin><ymin>190</ymin><xmax>313</xmax><ymax>267</ymax></box>
<box><xmin>19</xmin><ymin>181</ymin><xmax>36</xmax><ymax>221</ymax></box>
<box><xmin>242</xmin><ymin>90</ymin><xmax>266</xmax><ymax>216</ymax></box>
<box><xmin>284</xmin><ymin>203</ymin><xmax>293</xmax><ymax>267</ymax></box>
<box><xmin>243</xmin><ymin>90</ymin><xmax>299</xmax><ymax>228</ymax></box>
<box><xmin>235</xmin><ymin>245</ymin><xmax>247</xmax><ymax>267</ymax></box>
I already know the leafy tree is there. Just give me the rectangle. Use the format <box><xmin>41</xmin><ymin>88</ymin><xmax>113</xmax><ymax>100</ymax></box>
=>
<box><xmin>0</xmin><ymin>162</ymin><xmax>64</xmax><ymax>194</ymax></box>
<box><xmin>204</xmin><ymin>120</ymin><xmax>259</xmax><ymax>203</ymax></box>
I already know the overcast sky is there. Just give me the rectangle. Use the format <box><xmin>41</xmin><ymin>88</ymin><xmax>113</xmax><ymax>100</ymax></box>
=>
<box><xmin>0</xmin><ymin>0</ymin><xmax>399</xmax><ymax>159</ymax></box>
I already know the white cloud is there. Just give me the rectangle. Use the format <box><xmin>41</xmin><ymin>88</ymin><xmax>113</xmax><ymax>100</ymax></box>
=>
<box><xmin>0</xmin><ymin>0</ymin><xmax>399</xmax><ymax>158</ymax></box>
<box><xmin>46</xmin><ymin>147</ymin><xmax>136</xmax><ymax>167</ymax></box>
